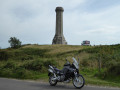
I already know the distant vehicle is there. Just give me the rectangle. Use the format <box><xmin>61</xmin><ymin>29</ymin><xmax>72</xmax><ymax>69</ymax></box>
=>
<box><xmin>81</xmin><ymin>40</ymin><xmax>90</xmax><ymax>46</ymax></box>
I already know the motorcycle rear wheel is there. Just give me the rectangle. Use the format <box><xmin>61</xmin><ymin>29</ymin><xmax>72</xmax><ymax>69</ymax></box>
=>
<box><xmin>49</xmin><ymin>75</ymin><xmax>57</xmax><ymax>86</ymax></box>
<box><xmin>73</xmin><ymin>75</ymin><xmax>85</xmax><ymax>89</ymax></box>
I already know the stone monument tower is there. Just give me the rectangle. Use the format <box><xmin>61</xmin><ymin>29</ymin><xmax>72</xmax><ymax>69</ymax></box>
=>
<box><xmin>52</xmin><ymin>7</ymin><xmax>67</xmax><ymax>45</ymax></box>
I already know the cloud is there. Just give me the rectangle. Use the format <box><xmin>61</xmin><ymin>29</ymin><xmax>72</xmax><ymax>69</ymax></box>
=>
<box><xmin>0</xmin><ymin>0</ymin><xmax>120</xmax><ymax>48</ymax></box>
<box><xmin>59</xmin><ymin>0</ymin><xmax>86</xmax><ymax>10</ymax></box>
<box><xmin>63</xmin><ymin>3</ymin><xmax>120</xmax><ymax>45</ymax></box>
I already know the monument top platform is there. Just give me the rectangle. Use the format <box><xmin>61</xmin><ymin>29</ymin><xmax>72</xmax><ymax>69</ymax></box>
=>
<box><xmin>55</xmin><ymin>7</ymin><xmax>64</xmax><ymax>12</ymax></box>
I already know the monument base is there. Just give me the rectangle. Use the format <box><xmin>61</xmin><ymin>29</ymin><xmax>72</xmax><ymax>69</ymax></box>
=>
<box><xmin>52</xmin><ymin>35</ymin><xmax>67</xmax><ymax>45</ymax></box>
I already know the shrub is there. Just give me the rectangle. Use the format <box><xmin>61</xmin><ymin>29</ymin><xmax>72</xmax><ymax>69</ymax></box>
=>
<box><xmin>107</xmin><ymin>62</ymin><xmax>120</xmax><ymax>75</ymax></box>
<box><xmin>43</xmin><ymin>59</ymin><xmax>56</xmax><ymax>68</ymax></box>
<box><xmin>23</xmin><ymin>59</ymin><xmax>57</xmax><ymax>72</ymax></box>
<box><xmin>4</xmin><ymin>61</ymin><xmax>16</xmax><ymax>69</ymax></box>
<box><xmin>81</xmin><ymin>59</ymin><xmax>89</xmax><ymax>67</ymax></box>
<box><xmin>96</xmin><ymin>62</ymin><xmax>120</xmax><ymax>79</ymax></box>
<box><xmin>20</xmin><ymin>55</ymin><xmax>33</xmax><ymax>60</ymax></box>
<box><xmin>0</xmin><ymin>51</ymin><xmax>8</xmax><ymax>60</ymax></box>
<box><xmin>13</xmin><ymin>67</ymin><xmax>33</xmax><ymax>79</ymax></box>
<box><xmin>23</xmin><ymin>60</ymin><xmax>43</xmax><ymax>71</ymax></box>
<box><xmin>0</xmin><ymin>68</ymin><xmax>13</xmax><ymax>77</ymax></box>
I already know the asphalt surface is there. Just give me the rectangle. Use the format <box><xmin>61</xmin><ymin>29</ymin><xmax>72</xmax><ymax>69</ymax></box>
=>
<box><xmin>0</xmin><ymin>78</ymin><xmax>119</xmax><ymax>90</ymax></box>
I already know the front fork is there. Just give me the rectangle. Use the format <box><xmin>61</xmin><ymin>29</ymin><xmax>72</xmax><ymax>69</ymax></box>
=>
<box><xmin>48</xmin><ymin>72</ymin><xmax>57</xmax><ymax>81</ymax></box>
<box><xmin>74</xmin><ymin>70</ymin><xmax>80</xmax><ymax>82</ymax></box>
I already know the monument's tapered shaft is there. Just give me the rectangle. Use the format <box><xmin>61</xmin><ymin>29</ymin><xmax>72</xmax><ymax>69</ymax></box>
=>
<box><xmin>52</xmin><ymin>7</ymin><xmax>67</xmax><ymax>45</ymax></box>
<box><xmin>55</xmin><ymin>7</ymin><xmax>63</xmax><ymax>36</ymax></box>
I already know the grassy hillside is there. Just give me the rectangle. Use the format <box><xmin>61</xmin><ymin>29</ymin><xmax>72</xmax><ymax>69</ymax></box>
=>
<box><xmin>0</xmin><ymin>44</ymin><xmax>120</xmax><ymax>87</ymax></box>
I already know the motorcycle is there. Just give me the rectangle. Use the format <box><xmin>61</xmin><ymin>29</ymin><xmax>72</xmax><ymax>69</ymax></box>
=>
<box><xmin>48</xmin><ymin>57</ymin><xmax>85</xmax><ymax>89</ymax></box>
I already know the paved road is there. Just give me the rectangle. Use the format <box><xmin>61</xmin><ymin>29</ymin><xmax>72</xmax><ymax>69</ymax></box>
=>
<box><xmin>0</xmin><ymin>78</ymin><xmax>119</xmax><ymax>90</ymax></box>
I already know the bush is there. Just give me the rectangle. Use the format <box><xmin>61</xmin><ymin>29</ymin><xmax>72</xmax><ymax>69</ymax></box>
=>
<box><xmin>4</xmin><ymin>61</ymin><xmax>16</xmax><ymax>69</ymax></box>
<box><xmin>43</xmin><ymin>59</ymin><xmax>56</xmax><ymax>68</ymax></box>
<box><xmin>81</xmin><ymin>59</ymin><xmax>89</xmax><ymax>67</ymax></box>
<box><xmin>0</xmin><ymin>51</ymin><xmax>9</xmax><ymax>60</ymax></box>
<box><xmin>23</xmin><ymin>59</ymin><xmax>56</xmax><ymax>72</ymax></box>
<box><xmin>0</xmin><ymin>67</ymin><xmax>33</xmax><ymax>79</ymax></box>
<box><xmin>13</xmin><ymin>67</ymin><xmax>33</xmax><ymax>79</ymax></box>
<box><xmin>21</xmin><ymin>55</ymin><xmax>33</xmax><ymax>60</ymax></box>
<box><xmin>107</xmin><ymin>62</ymin><xmax>120</xmax><ymax>75</ymax></box>
<box><xmin>24</xmin><ymin>60</ymin><xmax>43</xmax><ymax>71</ymax></box>
<box><xmin>0</xmin><ymin>68</ymin><xmax>13</xmax><ymax>77</ymax></box>
<box><xmin>95</xmin><ymin>62</ymin><xmax>120</xmax><ymax>79</ymax></box>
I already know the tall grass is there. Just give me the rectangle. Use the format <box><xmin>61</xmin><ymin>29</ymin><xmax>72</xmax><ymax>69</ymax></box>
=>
<box><xmin>0</xmin><ymin>44</ymin><xmax>120</xmax><ymax>87</ymax></box>
<box><xmin>78</xmin><ymin>45</ymin><xmax>120</xmax><ymax>79</ymax></box>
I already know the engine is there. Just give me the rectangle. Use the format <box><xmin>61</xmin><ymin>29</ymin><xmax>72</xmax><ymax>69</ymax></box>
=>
<box><xmin>57</xmin><ymin>75</ymin><xmax>65</xmax><ymax>82</ymax></box>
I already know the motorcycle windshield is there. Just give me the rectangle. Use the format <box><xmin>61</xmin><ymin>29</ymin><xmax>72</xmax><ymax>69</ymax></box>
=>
<box><xmin>72</xmin><ymin>57</ymin><xmax>79</xmax><ymax>69</ymax></box>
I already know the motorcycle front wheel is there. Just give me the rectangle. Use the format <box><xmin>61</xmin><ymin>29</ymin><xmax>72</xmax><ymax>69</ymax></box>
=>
<box><xmin>73</xmin><ymin>75</ymin><xmax>85</xmax><ymax>89</ymax></box>
<box><xmin>49</xmin><ymin>75</ymin><xmax>57</xmax><ymax>86</ymax></box>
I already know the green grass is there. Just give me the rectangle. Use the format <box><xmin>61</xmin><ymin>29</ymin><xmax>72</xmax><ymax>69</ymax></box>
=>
<box><xmin>80</xmin><ymin>68</ymin><xmax>120</xmax><ymax>87</ymax></box>
<box><xmin>0</xmin><ymin>44</ymin><xmax>120</xmax><ymax>88</ymax></box>
<box><xmin>84</xmin><ymin>75</ymin><xmax>120</xmax><ymax>87</ymax></box>
<box><xmin>37</xmin><ymin>72</ymin><xmax>120</xmax><ymax>88</ymax></box>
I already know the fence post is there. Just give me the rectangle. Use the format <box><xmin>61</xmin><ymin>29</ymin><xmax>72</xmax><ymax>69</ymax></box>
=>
<box><xmin>98</xmin><ymin>56</ymin><xmax>101</xmax><ymax>73</ymax></box>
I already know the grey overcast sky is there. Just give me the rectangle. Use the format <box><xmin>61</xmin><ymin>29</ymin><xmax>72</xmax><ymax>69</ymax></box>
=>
<box><xmin>0</xmin><ymin>0</ymin><xmax>120</xmax><ymax>48</ymax></box>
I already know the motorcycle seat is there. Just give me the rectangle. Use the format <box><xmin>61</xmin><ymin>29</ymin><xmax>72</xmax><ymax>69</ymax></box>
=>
<box><xmin>54</xmin><ymin>67</ymin><xmax>61</xmax><ymax>71</ymax></box>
